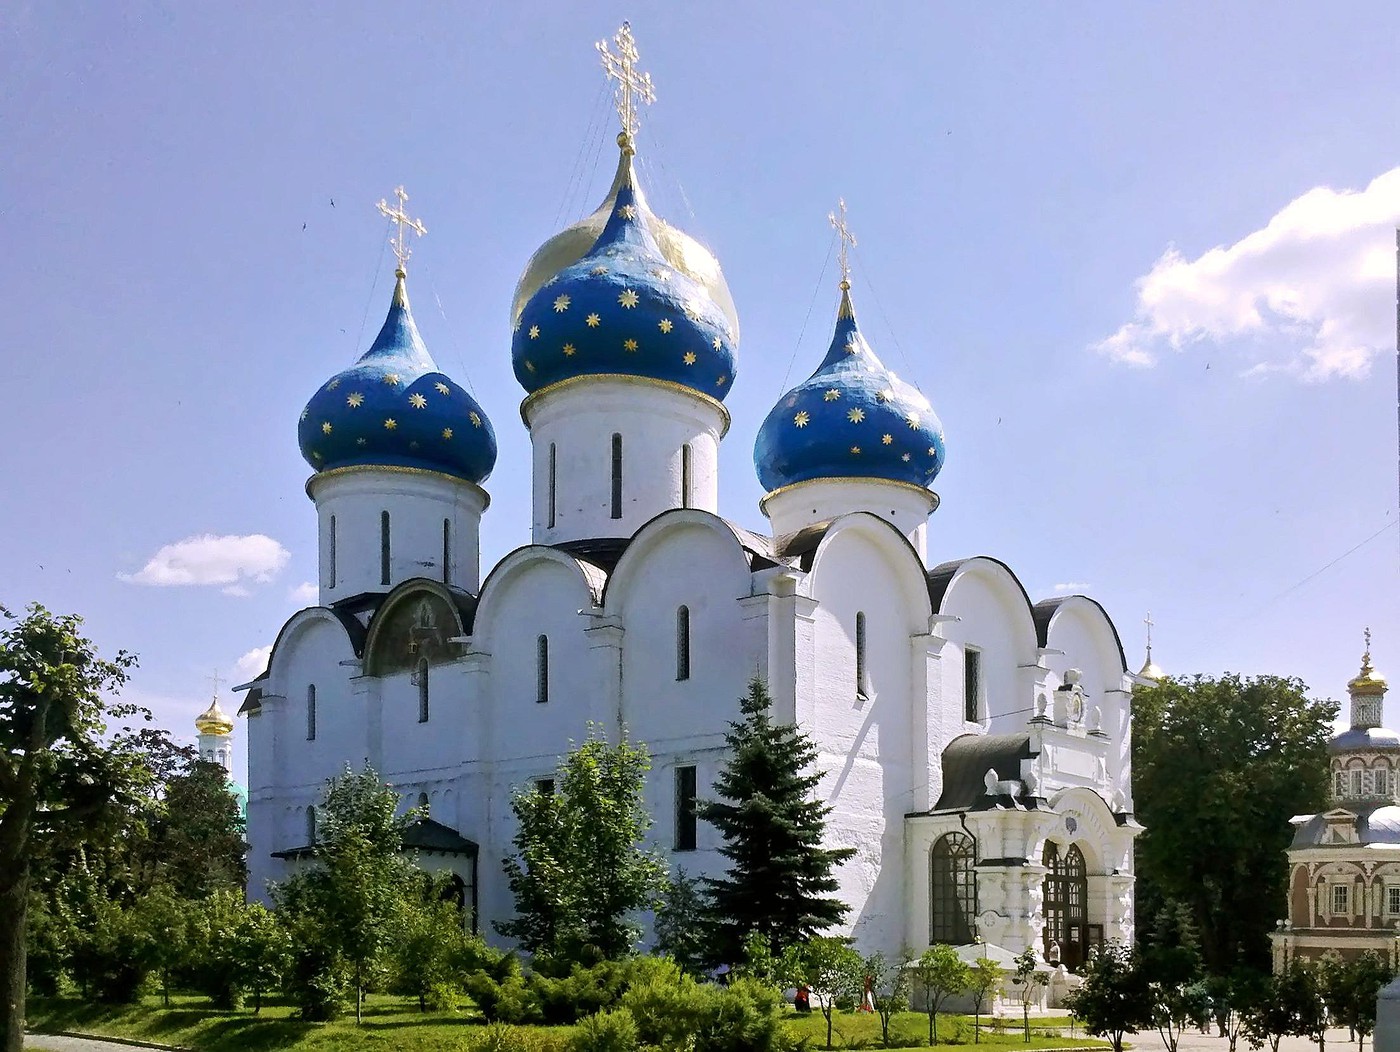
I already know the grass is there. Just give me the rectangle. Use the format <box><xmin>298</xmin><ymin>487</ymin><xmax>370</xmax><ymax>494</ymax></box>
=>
<box><xmin>27</xmin><ymin>994</ymin><xmax>1106</xmax><ymax>1052</ymax></box>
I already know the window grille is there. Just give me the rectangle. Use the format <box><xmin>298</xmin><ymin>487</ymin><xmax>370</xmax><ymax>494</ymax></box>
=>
<box><xmin>536</xmin><ymin>635</ymin><xmax>549</xmax><ymax>703</ymax></box>
<box><xmin>1332</xmin><ymin>883</ymin><xmax>1350</xmax><ymax>915</ymax></box>
<box><xmin>676</xmin><ymin>606</ymin><xmax>691</xmax><ymax>681</ymax></box>
<box><xmin>306</xmin><ymin>684</ymin><xmax>317</xmax><ymax>740</ymax></box>
<box><xmin>610</xmin><ymin>433</ymin><xmax>623</xmax><ymax>519</ymax></box>
<box><xmin>930</xmin><ymin>832</ymin><xmax>976</xmax><ymax>944</ymax></box>
<box><xmin>1042</xmin><ymin>842</ymin><xmax>1089</xmax><ymax>970</ymax></box>
<box><xmin>964</xmin><ymin>648</ymin><xmax>981</xmax><ymax>722</ymax></box>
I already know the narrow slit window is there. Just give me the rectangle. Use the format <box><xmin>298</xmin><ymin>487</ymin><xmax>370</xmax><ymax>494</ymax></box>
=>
<box><xmin>548</xmin><ymin>442</ymin><xmax>557</xmax><ymax>529</ymax></box>
<box><xmin>417</xmin><ymin>658</ymin><xmax>430</xmax><ymax>723</ymax></box>
<box><xmin>681</xmin><ymin>444</ymin><xmax>692</xmax><ymax>509</ymax></box>
<box><xmin>855</xmin><ymin>611</ymin><xmax>870</xmax><ymax>698</ymax></box>
<box><xmin>964</xmin><ymin>648</ymin><xmax>981</xmax><ymax>722</ymax></box>
<box><xmin>416</xmin><ymin>791</ymin><xmax>429</xmax><ymax>814</ymax></box>
<box><xmin>307</xmin><ymin>805</ymin><xmax>317</xmax><ymax>844</ymax></box>
<box><xmin>610</xmin><ymin>433</ymin><xmax>623</xmax><ymax>519</ymax></box>
<box><xmin>380</xmin><ymin>511</ymin><xmax>391</xmax><ymax>586</ymax></box>
<box><xmin>1378</xmin><ymin>768</ymin><xmax>1391</xmax><ymax>797</ymax></box>
<box><xmin>442</xmin><ymin>519</ymin><xmax>451</xmax><ymax>585</ymax></box>
<box><xmin>676</xmin><ymin>606</ymin><xmax>691</xmax><ymax>681</ymax></box>
<box><xmin>328</xmin><ymin>514</ymin><xmax>337</xmax><ymax>589</ymax></box>
<box><xmin>536</xmin><ymin>778</ymin><xmax>555</xmax><ymax>796</ymax></box>
<box><xmin>306</xmin><ymin>684</ymin><xmax>317</xmax><ymax>741</ymax></box>
<box><xmin>536</xmin><ymin>635</ymin><xmax>550</xmax><ymax>704</ymax></box>
<box><xmin>675</xmin><ymin>765</ymin><xmax>697</xmax><ymax>851</ymax></box>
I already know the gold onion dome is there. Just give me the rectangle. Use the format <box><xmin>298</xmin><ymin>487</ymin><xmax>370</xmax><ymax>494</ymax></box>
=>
<box><xmin>195</xmin><ymin>697</ymin><xmax>234</xmax><ymax>736</ymax></box>
<box><xmin>1138</xmin><ymin>656</ymin><xmax>1165</xmax><ymax>682</ymax></box>
<box><xmin>1350</xmin><ymin>649</ymin><xmax>1387</xmax><ymax>697</ymax></box>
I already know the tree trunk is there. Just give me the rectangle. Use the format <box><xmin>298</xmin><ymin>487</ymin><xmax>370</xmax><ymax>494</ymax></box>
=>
<box><xmin>0</xmin><ymin>860</ymin><xmax>30</xmax><ymax>1052</ymax></box>
<box><xmin>355</xmin><ymin>961</ymin><xmax>363</xmax><ymax>1026</ymax></box>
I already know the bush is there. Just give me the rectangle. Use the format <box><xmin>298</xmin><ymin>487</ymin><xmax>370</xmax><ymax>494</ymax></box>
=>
<box><xmin>570</xmin><ymin>1007</ymin><xmax>640</xmax><ymax>1052</ymax></box>
<box><xmin>623</xmin><ymin>973</ymin><xmax>789</xmax><ymax>1052</ymax></box>
<box><xmin>472</xmin><ymin>1021</ymin><xmax>570</xmax><ymax>1052</ymax></box>
<box><xmin>532</xmin><ymin>961</ymin><xmax>633</xmax><ymax>1024</ymax></box>
<box><xmin>467</xmin><ymin>972</ymin><xmax>546</xmax><ymax>1024</ymax></box>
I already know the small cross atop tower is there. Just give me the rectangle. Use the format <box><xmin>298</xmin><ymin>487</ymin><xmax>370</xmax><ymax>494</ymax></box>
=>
<box><xmin>829</xmin><ymin>198</ymin><xmax>857</xmax><ymax>290</ymax></box>
<box><xmin>209</xmin><ymin>668</ymin><xmax>223</xmax><ymax>700</ymax></box>
<box><xmin>597</xmin><ymin>21</ymin><xmax>655</xmax><ymax>147</ymax></box>
<box><xmin>1366</xmin><ymin>625</ymin><xmax>1373</xmax><ymax>659</ymax></box>
<box><xmin>376</xmin><ymin>186</ymin><xmax>427</xmax><ymax>276</ymax></box>
<box><xmin>1144</xmin><ymin>611</ymin><xmax>1155</xmax><ymax>659</ymax></box>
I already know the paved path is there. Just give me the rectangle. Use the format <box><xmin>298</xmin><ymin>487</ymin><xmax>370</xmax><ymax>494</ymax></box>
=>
<box><xmin>1133</xmin><ymin>1027</ymin><xmax>1358</xmax><ymax>1052</ymax></box>
<box><xmin>25</xmin><ymin>1036</ymin><xmax>180</xmax><ymax>1052</ymax></box>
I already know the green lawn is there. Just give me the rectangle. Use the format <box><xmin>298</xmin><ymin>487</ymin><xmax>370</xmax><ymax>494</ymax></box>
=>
<box><xmin>27</xmin><ymin>994</ymin><xmax>1106</xmax><ymax>1052</ymax></box>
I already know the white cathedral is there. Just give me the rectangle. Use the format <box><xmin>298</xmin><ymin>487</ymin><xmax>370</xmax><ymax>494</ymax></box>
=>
<box><xmin>237</xmin><ymin>25</ymin><xmax>1142</xmax><ymax>969</ymax></box>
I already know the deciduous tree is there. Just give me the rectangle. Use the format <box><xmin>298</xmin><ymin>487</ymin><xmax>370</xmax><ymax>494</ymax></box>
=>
<box><xmin>1063</xmin><ymin>942</ymin><xmax>1152</xmax><ymax>1052</ymax></box>
<box><xmin>792</xmin><ymin>936</ymin><xmax>864</xmax><ymax>1051</ymax></box>
<box><xmin>909</xmin><ymin>943</ymin><xmax>969</xmax><ymax>1045</ymax></box>
<box><xmin>698</xmin><ymin>678</ymin><xmax>856</xmax><ymax>964</ymax></box>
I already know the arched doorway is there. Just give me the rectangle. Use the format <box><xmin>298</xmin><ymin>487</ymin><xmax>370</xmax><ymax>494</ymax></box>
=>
<box><xmin>930</xmin><ymin>832</ymin><xmax>977</xmax><ymax>944</ymax></box>
<box><xmin>1042</xmin><ymin>842</ymin><xmax>1088</xmax><ymax>970</ymax></box>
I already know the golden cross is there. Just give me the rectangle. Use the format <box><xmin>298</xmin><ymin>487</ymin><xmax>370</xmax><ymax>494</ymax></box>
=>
<box><xmin>597</xmin><ymin>22</ymin><xmax>655</xmax><ymax>145</ymax></box>
<box><xmin>376</xmin><ymin>185</ymin><xmax>427</xmax><ymax>275</ymax></box>
<box><xmin>829</xmin><ymin>198</ymin><xmax>857</xmax><ymax>289</ymax></box>
<box><xmin>1366</xmin><ymin>626</ymin><xmax>1373</xmax><ymax>657</ymax></box>
<box><xmin>209</xmin><ymin>669</ymin><xmax>223</xmax><ymax>700</ymax></box>
<box><xmin>1143</xmin><ymin>611</ymin><xmax>1154</xmax><ymax>652</ymax></box>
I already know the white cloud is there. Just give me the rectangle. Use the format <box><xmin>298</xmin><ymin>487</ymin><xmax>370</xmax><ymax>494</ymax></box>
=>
<box><xmin>1095</xmin><ymin>167</ymin><xmax>1400</xmax><ymax>380</ymax></box>
<box><xmin>1052</xmin><ymin>582</ymin><xmax>1092</xmax><ymax>593</ymax></box>
<box><xmin>288</xmin><ymin>581</ymin><xmax>319</xmax><ymax>605</ymax></box>
<box><xmin>233</xmin><ymin>645</ymin><xmax>272</xmax><ymax>681</ymax></box>
<box><xmin>119</xmin><ymin>533</ymin><xmax>290</xmax><ymax>589</ymax></box>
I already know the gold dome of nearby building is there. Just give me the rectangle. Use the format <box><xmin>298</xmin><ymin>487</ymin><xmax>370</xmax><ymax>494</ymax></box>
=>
<box><xmin>1138</xmin><ymin>656</ymin><xmax>1165</xmax><ymax>682</ymax></box>
<box><xmin>1349</xmin><ymin>630</ymin><xmax>1387</xmax><ymax>697</ymax></box>
<box><xmin>195</xmin><ymin>697</ymin><xmax>235</xmax><ymax>736</ymax></box>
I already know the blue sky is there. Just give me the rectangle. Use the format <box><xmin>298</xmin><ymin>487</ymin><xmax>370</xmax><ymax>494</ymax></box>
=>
<box><xmin>5</xmin><ymin>3</ymin><xmax>1399</xmax><ymax>788</ymax></box>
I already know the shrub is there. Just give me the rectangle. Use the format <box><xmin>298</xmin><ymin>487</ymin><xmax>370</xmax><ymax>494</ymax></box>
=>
<box><xmin>467</xmin><ymin>972</ymin><xmax>546</xmax><ymax>1024</ymax></box>
<box><xmin>473</xmin><ymin>1022</ymin><xmax>571</xmax><ymax>1052</ymax></box>
<box><xmin>570</xmin><ymin>1007</ymin><xmax>640</xmax><ymax>1052</ymax></box>
<box><xmin>622</xmin><ymin>973</ymin><xmax>788</xmax><ymax>1052</ymax></box>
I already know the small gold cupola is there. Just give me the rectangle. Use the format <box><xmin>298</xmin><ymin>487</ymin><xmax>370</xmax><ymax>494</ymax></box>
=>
<box><xmin>1348</xmin><ymin>627</ymin><xmax>1388</xmax><ymax>729</ymax></box>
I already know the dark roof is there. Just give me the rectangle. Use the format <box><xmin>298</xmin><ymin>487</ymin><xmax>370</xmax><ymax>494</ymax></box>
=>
<box><xmin>237</xmin><ymin>683</ymin><xmax>266</xmax><ymax>716</ymax></box>
<box><xmin>1031</xmin><ymin>596</ymin><xmax>1129</xmax><ymax>674</ymax></box>
<box><xmin>553</xmin><ymin>537</ymin><xmax>632</xmax><ymax>575</ymax></box>
<box><xmin>777</xmin><ymin>521</ymin><xmax>833</xmax><ymax>571</ymax></box>
<box><xmin>926</xmin><ymin>556</ymin><xmax>1034</xmax><ymax>615</ymax></box>
<box><xmin>1331</xmin><ymin>727</ymin><xmax>1400</xmax><ymax>752</ymax></box>
<box><xmin>1291</xmin><ymin>801</ymin><xmax>1400</xmax><ymax>847</ymax></box>
<box><xmin>272</xmin><ymin>817</ymin><xmax>478</xmax><ymax>861</ymax></box>
<box><xmin>930</xmin><ymin>732</ymin><xmax>1037</xmax><ymax>812</ymax></box>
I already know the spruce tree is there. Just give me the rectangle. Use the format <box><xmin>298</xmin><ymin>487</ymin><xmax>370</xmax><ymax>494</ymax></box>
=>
<box><xmin>698</xmin><ymin>677</ymin><xmax>856</xmax><ymax>964</ymax></box>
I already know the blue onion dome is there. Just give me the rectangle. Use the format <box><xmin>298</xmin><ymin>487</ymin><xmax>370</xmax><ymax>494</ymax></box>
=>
<box><xmin>299</xmin><ymin>271</ymin><xmax>497</xmax><ymax>484</ymax></box>
<box><xmin>754</xmin><ymin>283</ymin><xmax>946</xmax><ymax>493</ymax></box>
<box><xmin>511</xmin><ymin>142</ymin><xmax>738</xmax><ymax>401</ymax></box>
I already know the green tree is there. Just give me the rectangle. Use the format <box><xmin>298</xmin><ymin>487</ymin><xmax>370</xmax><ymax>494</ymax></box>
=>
<box><xmin>230</xmin><ymin>900</ymin><xmax>289</xmax><ymax>1014</ymax></box>
<box><xmin>499</xmin><ymin>728</ymin><xmax>666</xmax><ymax>962</ymax></box>
<box><xmin>391</xmin><ymin>877</ymin><xmax>473</xmax><ymax>1012</ymax></box>
<box><xmin>863</xmin><ymin>951</ymin><xmax>908</xmax><ymax>1048</ymax></box>
<box><xmin>1341</xmin><ymin>952</ymin><xmax>1394</xmax><ymax>1047</ymax></box>
<box><xmin>145</xmin><ymin>759</ymin><xmax>248</xmax><ymax>898</ymax></box>
<box><xmin>131</xmin><ymin>883</ymin><xmax>190</xmax><ymax>1007</ymax></box>
<box><xmin>698</xmin><ymin>678</ymin><xmax>856</xmax><ymax>964</ymax></box>
<box><xmin>909</xmin><ymin>944</ymin><xmax>970</xmax><ymax>1044</ymax></box>
<box><xmin>793</xmin><ymin>936</ymin><xmax>864</xmax><ymax>1050</ymax></box>
<box><xmin>1242</xmin><ymin>961</ymin><xmax>1323</xmax><ymax>1052</ymax></box>
<box><xmin>1011</xmin><ymin>946</ymin><xmax>1050</xmax><ymax>1041</ymax></box>
<box><xmin>1063</xmin><ymin>942</ymin><xmax>1152</xmax><ymax>1052</ymax></box>
<box><xmin>274</xmin><ymin>763</ymin><xmax>423</xmax><ymax>1022</ymax></box>
<box><xmin>968</xmin><ymin>957</ymin><xmax>1005</xmax><ymax>1044</ymax></box>
<box><xmin>654</xmin><ymin>871</ymin><xmax>708</xmax><ymax>977</ymax></box>
<box><xmin>0</xmin><ymin>604</ymin><xmax>161</xmax><ymax>1052</ymax></box>
<box><xmin>1133</xmin><ymin>674</ymin><xmax>1336</xmax><ymax>973</ymax></box>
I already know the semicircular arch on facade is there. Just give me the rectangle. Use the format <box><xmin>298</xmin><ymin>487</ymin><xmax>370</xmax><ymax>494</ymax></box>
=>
<box><xmin>265</xmin><ymin>606</ymin><xmax>363</xmax><ymax>683</ymax></box>
<box><xmin>1047</xmin><ymin>785</ymin><xmax>1129</xmax><ymax>873</ymax></box>
<box><xmin>361</xmin><ymin>578</ymin><xmax>474</xmax><ymax>677</ymax></box>
<box><xmin>472</xmin><ymin>545</ymin><xmax>607</xmax><ymax>651</ymax></box>
<box><xmin>803</xmin><ymin>511</ymin><xmax>933</xmax><ymax>627</ymax></box>
<box><xmin>930</xmin><ymin>556</ymin><xmax>1040</xmax><ymax>666</ymax></box>
<box><xmin>601</xmin><ymin>508</ymin><xmax>757</xmax><ymax>612</ymax></box>
<box><xmin>1033</xmin><ymin>595</ymin><xmax>1128</xmax><ymax>676</ymax></box>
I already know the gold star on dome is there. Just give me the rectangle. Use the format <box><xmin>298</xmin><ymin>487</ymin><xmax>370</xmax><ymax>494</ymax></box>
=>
<box><xmin>712</xmin><ymin>337</ymin><xmax>721</xmax><ymax>350</ymax></box>
<box><xmin>435</xmin><ymin>382</ymin><xmax>450</xmax><ymax>395</ymax></box>
<box><xmin>623</xmin><ymin>338</ymin><xmax>639</xmax><ymax>352</ymax></box>
<box><xmin>356</xmin><ymin>437</ymin><xmax>367</xmax><ymax>446</ymax></box>
<box><xmin>529</xmin><ymin>325</ymin><xmax>540</xmax><ymax>339</ymax></box>
<box><xmin>300</xmin><ymin>408</ymin><xmax>309</xmax><ymax>421</ymax></box>
<box><xmin>311</xmin><ymin>451</ymin><xmax>322</xmax><ymax>460</ymax></box>
<box><xmin>347</xmin><ymin>392</ymin><xmax>364</xmax><ymax>407</ymax></box>
<box><xmin>321</xmin><ymin>421</ymin><xmax>333</xmax><ymax>434</ymax></box>
<box><xmin>794</xmin><ymin>411</ymin><xmax>810</xmax><ymax>428</ymax></box>
<box><xmin>906</xmin><ymin>412</ymin><xmax>920</xmax><ymax>428</ymax></box>
<box><xmin>848</xmin><ymin>408</ymin><xmax>865</xmax><ymax>423</ymax></box>
<box><xmin>586</xmin><ymin>313</ymin><xmax>601</xmax><ymax>327</ymax></box>
<box><xmin>928</xmin><ymin>446</ymin><xmax>937</xmax><ymax>456</ymax></box>
<box><xmin>683</xmin><ymin>351</ymin><xmax>697</xmax><ymax>365</ymax></box>
<box><xmin>844</xmin><ymin>338</ymin><xmax>860</xmax><ymax>355</ymax></box>
<box><xmin>512</xmin><ymin>317</ymin><xmax>522</xmax><ymax>333</ymax></box>
<box><xmin>562</xmin><ymin>343</ymin><xmax>576</xmax><ymax>356</ymax></box>
<box><xmin>553</xmin><ymin>294</ymin><xmax>571</xmax><ymax>313</ymax></box>
<box><xmin>384</xmin><ymin>418</ymin><xmax>398</xmax><ymax>430</ymax></box>
<box><xmin>409</xmin><ymin>393</ymin><xmax>428</xmax><ymax>409</ymax></box>
<box><xmin>469</xmin><ymin>411</ymin><xmax>482</xmax><ymax>428</ymax></box>
<box><xmin>882</xmin><ymin>433</ymin><xmax>893</xmax><ymax>445</ymax></box>
<box><xmin>716</xmin><ymin>375</ymin><xmax>728</xmax><ymax>386</ymax></box>
<box><xmin>902</xmin><ymin>453</ymin><xmax>911</xmax><ymax>462</ymax></box>
<box><xmin>591</xmin><ymin>265</ymin><xmax>608</xmax><ymax>275</ymax></box>
<box><xmin>525</xmin><ymin>360</ymin><xmax>536</xmax><ymax>372</ymax></box>
<box><xmin>619</xmin><ymin>289</ymin><xmax>640</xmax><ymax>308</ymax></box>
<box><xmin>384</xmin><ymin>373</ymin><xmax>401</xmax><ymax>386</ymax></box>
<box><xmin>327</xmin><ymin>378</ymin><xmax>340</xmax><ymax>390</ymax></box>
<box><xmin>876</xmin><ymin>389</ymin><xmax>893</xmax><ymax>403</ymax></box>
<box><xmin>617</xmin><ymin>204</ymin><xmax>637</xmax><ymax>220</ymax></box>
<box><xmin>442</xmin><ymin>427</ymin><xmax>454</xmax><ymax>440</ymax></box>
<box><xmin>850</xmin><ymin>446</ymin><xmax>861</xmax><ymax>455</ymax></box>
<box><xmin>824</xmin><ymin>389</ymin><xmax>841</xmax><ymax>401</ymax></box>
<box><xmin>543</xmin><ymin>275</ymin><xmax>558</xmax><ymax>287</ymax></box>
<box><xmin>658</xmin><ymin>318</ymin><xmax>673</xmax><ymax>334</ymax></box>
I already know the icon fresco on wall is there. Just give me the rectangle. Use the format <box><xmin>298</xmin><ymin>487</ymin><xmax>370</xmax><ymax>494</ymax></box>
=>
<box><xmin>369</xmin><ymin>592</ymin><xmax>458</xmax><ymax>675</ymax></box>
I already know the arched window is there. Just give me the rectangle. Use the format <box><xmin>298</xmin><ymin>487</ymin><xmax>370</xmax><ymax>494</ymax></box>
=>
<box><xmin>1377</xmin><ymin>765</ymin><xmax>1391</xmax><ymax>798</ymax></box>
<box><xmin>380</xmin><ymin>510</ymin><xmax>392</xmax><ymax>585</ymax></box>
<box><xmin>1335</xmin><ymin>769</ymin><xmax>1347</xmax><ymax>797</ymax></box>
<box><xmin>328</xmin><ymin>514</ymin><xmax>337</xmax><ymax>589</ymax></box>
<box><xmin>930</xmin><ymin>832</ymin><xmax>976</xmax><ymax>944</ymax></box>
<box><xmin>442</xmin><ymin>519</ymin><xmax>451</xmax><ymax>585</ymax></box>
<box><xmin>536</xmin><ymin>635</ymin><xmax>549</xmax><ymax>704</ymax></box>
<box><xmin>855</xmin><ymin>611</ymin><xmax>870</xmax><ymax>699</ymax></box>
<box><xmin>1042</xmin><ymin>842</ymin><xmax>1089</xmax><ymax>970</ymax></box>
<box><xmin>676</xmin><ymin>606</ymin><xmax>691</xmax><ymax>681</ymax></box>
<box><xmin>417</xmin><ymin>658</ymin><xmax>430</xmax><ymax>723</ymax></box>
<box><xmin>681</xmin><ymin>444</ymin><xmax>692</xmax><ymax>509</ymax></box>
<box><xmin>306</xmin><ymin>684</ymin><xmax>317</xmax><ymax>741</ymax></box>
<box><xmin>610</xmin><ymin>433</ymin><xmax>623</xmax><ymax>520</ymax></box>
<box><xmin>548</xmin><ymin>442</ymin><xmax>558</xmax><ymax>529</ymax></box>
<box><xmin>416</xmin><ymin>791</ymin><xmax>430</xmax><ymax>815</ymax></box>
<box><xmin>964</xmin><ymin>647</ymin><xmax>982</xmax><ymax>722</ymax></box>
<box><xmin>1352</xmin><ymin>768</ymin><xmax>1365</xmax><ymax>796</ymax></box>
<box><xmin>306</xmin><ymin>805</ymin><xmax>317</xmax><ymax>845</ymax></box>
